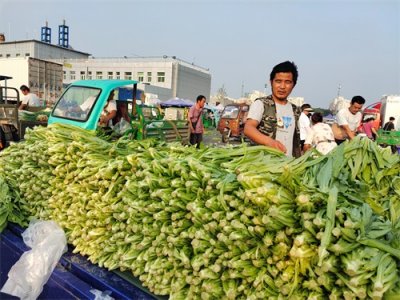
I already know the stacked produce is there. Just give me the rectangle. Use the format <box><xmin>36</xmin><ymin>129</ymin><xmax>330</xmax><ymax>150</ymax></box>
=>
<box><xmin>0</xmin><ymin>123</ymin><xmax>399</xmax><ymax>299</ymax></box>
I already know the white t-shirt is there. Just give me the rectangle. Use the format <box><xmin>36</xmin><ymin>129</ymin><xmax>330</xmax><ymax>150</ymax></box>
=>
<box><xmin>336</xmin><ymin>108</ymin><xmax>362</xmax><ymax>131</ymax></box>
<box><xmin>21</xmin><ymin>93</ymin><xmax>41</xmax><ymax>107</ymax></box>
<box><xmin>246</xmin><ymin>100</ymin><xmax>264</xmax><ymax>121</ymax></box>
<box><xmin>299</xmin><ymin>112</ymin><xmax>311</xmax><ymax>140</ymax></box>
<box><xmin>305</xmin><ymin>122</ymin><xmax>337</xmax><ymax>155</ymax></box>
<box><xmin>275</xmin><ymin>102</ymin><xmax>295</xmax><ymax>157</ymax></box>
<box><xmin>247</xmin><ymin>100</ymin><xmax>295</xmax><ymax>157</ymax></box>
<box><xmin>101</xmin><ymin>100</ymin><xmax>117</xmax><ymax>127</ymax></box>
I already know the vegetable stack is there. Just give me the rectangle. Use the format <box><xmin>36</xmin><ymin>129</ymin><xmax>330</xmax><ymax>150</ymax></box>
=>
<box><xmin>0</xmin><ymin>124</ymin><xmax>399</xmax><ymax>299</ymax></box>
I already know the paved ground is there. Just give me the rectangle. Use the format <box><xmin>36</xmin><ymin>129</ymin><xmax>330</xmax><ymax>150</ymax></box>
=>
<box><xmin>202</xmin><ymin>127</ymin><xmax>246</xmax><ymax>147</ymax></box>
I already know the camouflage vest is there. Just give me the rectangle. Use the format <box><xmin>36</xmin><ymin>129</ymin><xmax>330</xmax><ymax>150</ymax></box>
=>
<box><xmin>257</xmin><ymin>95</ymin><xmax>302</xmax><ymax>157</ymax></box>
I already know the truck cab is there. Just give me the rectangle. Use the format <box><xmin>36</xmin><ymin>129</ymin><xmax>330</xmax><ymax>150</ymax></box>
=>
<box><xmin>48</xmin><ymin>80</ymin><xmax>189</xmax><ymax>143</ymax></box>
<box><xmin>217</xmin><ymin>103</ymin><xmax>249</xmax><ymax>143</ymax></box>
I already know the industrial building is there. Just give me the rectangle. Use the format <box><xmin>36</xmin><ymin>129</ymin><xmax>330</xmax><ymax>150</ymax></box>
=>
<box><xmin>0</xmin><ymin>22</ymin><xmax>211</xmax><ymax>102</ymax></box>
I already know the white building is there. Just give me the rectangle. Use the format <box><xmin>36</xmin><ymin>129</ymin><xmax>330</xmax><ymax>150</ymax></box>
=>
<box><xmin>0</xmin><ymin>38</ymin><xmax>211</xmax><ymax>101</ymax></box>
<box><xmin>58</xmin><ymin>56</ymin><xmax>211</xmax><ymax>101</ymax></box>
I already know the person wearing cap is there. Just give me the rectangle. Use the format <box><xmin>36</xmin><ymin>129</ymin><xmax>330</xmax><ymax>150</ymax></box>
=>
<box><xmin>333</xmin><ymin>95</ymin><xmax>365</xmax><ymax>144</ymax></box>
<box><xmin>19</xmin><ymin>85</ymin><xmax>41</xmax><ymax>110</ymax></box>
<box><xmin>244</xmin><ymin>61</ymin><xmax>301</xmax><ymax>157</ymax></box>
<box><xmin>299</xmin><ymin>103</ymin><xmax>313</xmax><ymax>152</ymax></box>
<box><xmin>304</xmin><ymin>112</ymin><xmax>337</xmax><ymax>155</ymax></box>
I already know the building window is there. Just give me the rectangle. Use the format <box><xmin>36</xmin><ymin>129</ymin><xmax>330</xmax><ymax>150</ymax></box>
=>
<box><xmin>25</xmin><ymin>53</ymin><xmax>30</xmax><ymax>57</ymax></box>
<box><xmin>157</xmin><ymin>72</ymin><xmax>165</xmax><ymax>83</ymax></box>
<box><xmin>108</xmin><ymin>72</ymin><xmax>113</xmax><ymax>79</ymax></box>
<box><xmin>137</xmin><ymin>72</ymin><xmax>144</xmax><ymax>82</ymax></box>
<box><xmin>116</xmin><ymin>72</ymin><xmax>120</xmax><ymax>79</ymax></box>
<box><xmin>63</xmin><ymin>71</ymin><xmax>67</xmax><ymax>80</ymax></box>
<box><xmin>70</xmin><ymin>71</ymin><xmax>76</xmax><ymax>80</ymax></box>
<box><xmin>0</xmin><ymin>54</ymin><xmax>2</xmax><ymax>58</ymax></box>
<box><xmin>96</xmin><ymin>71</ymin><xmax>103</xmax><ymax>79</ymax></box>
<box><xmin>80</xmin><ymin>71</ymin><xmax>86</xmax><ymax>80</ymax></box>
<box><xmin>124</xmin><ymin>72</ymin><xmax>132</xmax><ymax>80</ymax></box>
<box><xmin>6</xmin><ymin>54</ymin><xmax>10</xmax><ymax>58</ymax></box>
<box><xmin>88</xmin><ymin>71</ymin><xmax>92</xmax><ymax>80</ymax></box>
<box><xmin>16</xmin><ymin>53</ymin><xmax>20</xmax><ymax>57</ymax></box>
<box><xmin>147</xmin><ymin>72</ymin><xmax>152</xmax><ymax>82</ymax></box>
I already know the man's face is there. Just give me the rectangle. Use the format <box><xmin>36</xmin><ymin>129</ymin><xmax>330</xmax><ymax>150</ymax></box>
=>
<box><xmin>349</xmin><ymin>102</ymin><xmax>363</xmax><ymax>115</ymax></box>
<box><xmin>199</xmin><ymin>98</ymin><xmax>206</xmax><ymax>108</ymax></box>
<box><xmin>271</xmin><ymin>72</ymin><xmax>295</xmax><ymax>102</ymax></box>
<box><xmin>21</xmin><ymin>89</ymin><xmax>28</xmax><ymax>96</ymax></box>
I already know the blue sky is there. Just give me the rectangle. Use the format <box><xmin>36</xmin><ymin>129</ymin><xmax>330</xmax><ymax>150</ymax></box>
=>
<box><xmin>1</xmin><ymin>0</ymin><xmax>399</xmax><ymax>108</ymax></box>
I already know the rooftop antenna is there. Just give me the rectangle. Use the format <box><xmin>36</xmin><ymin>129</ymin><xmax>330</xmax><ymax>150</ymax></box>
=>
<box><xmin>337</xmin><ymin>84</ymin><xmax>342</xmax><ymax>98</ymax></box>
<box><xmin>41</xmin><ymin>21</ymin><xmax>51</xmax><ymax>43</ymax></box>
<box><xmin>58</xmin><ymin>19</ymin><xmax>69</xmax><ymax>48</ymax></box>
<box><xmin>241</xmin><ymin>81</ymin><xmax>244</xmax><ymax>98</ymax></box>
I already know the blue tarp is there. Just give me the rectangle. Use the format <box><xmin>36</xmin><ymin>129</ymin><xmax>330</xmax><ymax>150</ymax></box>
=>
<box><xmin>117</xmin><ymin>88</ymin><xmax>144</xmax><ymax>101</ymax></box>
<box><xmin>160</xmin><ymin>98</ymin><xmax>194</xmax><ymax>108</ymax></box>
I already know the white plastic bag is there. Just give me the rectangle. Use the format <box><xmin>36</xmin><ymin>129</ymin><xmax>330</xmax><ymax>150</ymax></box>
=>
<box><xmin>113</xmin><ymin>118</ymin><xmax>131</xmax><ymax>135</ymax></box>
<box><xmin>90</xmin><ymin>289</ymin><xmax>115</xmax><ymax>300</ymax></box>
<box><xmin>1</xmin><ymin>220</ymin><xmax>67</xmax><ymax>300</ymax></box>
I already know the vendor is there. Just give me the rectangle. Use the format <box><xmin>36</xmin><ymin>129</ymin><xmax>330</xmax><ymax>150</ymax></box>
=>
<box><xmin>98</xmin><ymin>91</ymin><xmax>117</xmax><ymax>128</ymax></box>
<box><xmin>19</xmin><ymin>85</ymin><xmax>41</xmax><ymax>110</ymax></box>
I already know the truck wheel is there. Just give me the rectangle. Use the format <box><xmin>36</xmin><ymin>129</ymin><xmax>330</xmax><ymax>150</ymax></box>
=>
<box><xmin>222</xmin><ymin>130</ymin><xmax>230</xmax><ymax>143</ymax></box>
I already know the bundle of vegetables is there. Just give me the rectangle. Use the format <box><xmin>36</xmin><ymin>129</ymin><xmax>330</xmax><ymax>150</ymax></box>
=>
<box><xmin>18</xmin><ymin>109</ymin><xmax>50</xmax><ymax>122</ymax></box>
<box><xmin>0</xmin><ymin>124</ymin><xmax>399</xmax><ymax>299</ymax></box>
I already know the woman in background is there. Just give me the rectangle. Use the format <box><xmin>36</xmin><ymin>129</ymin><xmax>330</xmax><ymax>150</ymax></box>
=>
<box><xmin>304</xmin><ymin>112</ymin><xmax>337</xmax><ymax>155</ymax></box>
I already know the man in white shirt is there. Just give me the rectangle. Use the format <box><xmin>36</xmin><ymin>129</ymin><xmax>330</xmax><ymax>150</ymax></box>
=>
<box><xmin>19</xmin><ymin>85</ymin><xmax>41</xmax><ymax>110</ymax></box>
<box><xmin>334</xmin><ymin>96</ymin><xmax>365</xmax><ymax>144</ymax></box>
<box><xmin>299</xmin><ymin>103</ymin><xmax>313</xmax><ymax>151</ymax></box>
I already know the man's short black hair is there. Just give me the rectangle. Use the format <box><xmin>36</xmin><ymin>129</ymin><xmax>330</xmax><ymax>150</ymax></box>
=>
<box><xmin>196</xmin><ymin>95</ymin><xmax>206</xmax><ymax>102</ymax></box>
<box><xmin>389</xmin><ymin>116</ymin><xmax>395</xmax><ymax>121</ymax></box>
<box><xmin>20</xmin><ymin>85</ymin><xmax>29</xmax><ymax>92</ymax></box>
<box><xmin>351</xmin><ymin>95</ymin><xmax>366</xmax><ymax>105</ymax></box>
<box><xmin>270</xmin><ymin>61</ymin><xmax>298</xmax><ymax>85</ymax></box>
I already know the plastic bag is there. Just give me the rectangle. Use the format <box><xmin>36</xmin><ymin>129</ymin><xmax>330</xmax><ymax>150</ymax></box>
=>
<box><xmin>1</xmin><ymin>220</ymin><xmax>67</xmax><ymax>300</ymax></box>
<box><xmin>90</xmin><ymin>289</ymin><xmax>115</xmax><ymax>300</ymax></box>
<box><xmin>113</xmin><ymin>118</ymin><xmax>131</xmax><ymax>135</ymax></box>
<box><xmin>329</xmin><ymin>96</ymin><xmax>350</xmax><ymax>115</ymax></box>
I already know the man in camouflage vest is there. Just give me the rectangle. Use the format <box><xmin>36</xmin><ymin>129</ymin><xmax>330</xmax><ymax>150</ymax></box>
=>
<box><xmin>244</xmin><ymin>61</ymin><xmax>302</xmax><ymax>158</ymax></box>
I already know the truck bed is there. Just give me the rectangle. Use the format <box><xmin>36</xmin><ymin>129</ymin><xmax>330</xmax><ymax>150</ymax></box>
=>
<box><xmin>1</xmin><ymin>223</ymin><xmax>161</xmax><ymax>300</ymax></box>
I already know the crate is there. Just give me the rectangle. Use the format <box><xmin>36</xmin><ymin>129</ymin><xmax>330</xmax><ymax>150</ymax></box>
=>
<box><xmin>376</xmin><ymin>129</ymin><xmax>400</xmax><ymax>146</ymax></box>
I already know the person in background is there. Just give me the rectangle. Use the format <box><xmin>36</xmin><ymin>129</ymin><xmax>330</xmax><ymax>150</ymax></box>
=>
<box><xmin>304</xmin><ymin>112</ymin><xmax>337</xmax><ymax>155</ymax></box>
<box><xmin>188</xmin><ymin>95</ymin><xmax>206</xmax><ymax>148</ymax></box>
<box><xmin>98</xmin><ymin>90</ymin><xmax>117</xmax><ymax>128</ymax></box>
<box><xmin>361</xmin><ymin>117</ymin><xmax>378</xmax><ymax>140</ymax></box>
<box><xmin>299</xmin><ymin>103</ymin><xmax>313</xmax><ymax>152</ymax></box>
<box><xmin>244</xmin><ymin>61</ymin><xmax>301</xmax><ymax>157</ymax></box>
<box><xmin>383</xmin><ymin>117</ymin><xmax>396</xmax><ymax>131</ymax></box>
<box><xmin>19</xmin><ymin>85</ymin><xmax>41</xmax><ymax>110</ymax></box>
<box><xmin>333</xmin><ymin>95</ymin><xmax>365</xmax><ymax>144</ymax></box>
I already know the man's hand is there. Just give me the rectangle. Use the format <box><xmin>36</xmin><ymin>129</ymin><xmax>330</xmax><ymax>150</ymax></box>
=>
<box><xmin>269</xmin><ymin>139</ymin><xmax>287</xmax><ymax>153</ymax></box>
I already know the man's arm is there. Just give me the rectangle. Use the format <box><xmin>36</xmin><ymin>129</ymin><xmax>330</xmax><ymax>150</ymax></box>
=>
<box><xmin>187</xmin><ymin>108</ymin><xmax>195</xmax><ymax>133</ymax></box>
<box><xmin>244</xmin><ymin>119</ymin><xmax>287</xmax><ymax>153</ymax></box>
<box><xmin>340</xmin><ymin>124</ymin><xmax>356</xmax><ymax>140</ymax></box>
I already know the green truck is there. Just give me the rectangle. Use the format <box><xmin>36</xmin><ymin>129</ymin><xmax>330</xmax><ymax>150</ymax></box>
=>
<box><xmin>0</xmin><ymin>75</ymin><xmax>48</xmax><ymax>150</ymax></box>
<box><xmin>48</xmin><ymin>80</ymin><xmax>190</xmax><ymax>143</ymax></box>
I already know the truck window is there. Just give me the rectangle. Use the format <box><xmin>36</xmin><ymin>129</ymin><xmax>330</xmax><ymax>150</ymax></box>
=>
<box><xmin>52</xmin><ymin>86</ymin><xmax>101</xmax><ymax>121</ymax></box>
<box><xmin>221</xmin><ymin>106</ymin><xmax>240</xmax><ymax>119</ymax></box>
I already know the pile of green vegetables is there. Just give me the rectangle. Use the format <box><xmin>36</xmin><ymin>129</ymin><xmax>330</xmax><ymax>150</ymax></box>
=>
<box><xmin>0</xmin><ymin>123</ymin><xmax>399</xmax><ymax>299</ymax></box>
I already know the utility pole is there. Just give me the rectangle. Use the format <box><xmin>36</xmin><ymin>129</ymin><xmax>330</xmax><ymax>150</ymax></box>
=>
<box><xmin>337</xmin><ymin>84</ymin><xmax>342</xmax><ymax>98</ymax></box>
<box><xmin>241</xmin><ymin>81</ymin><xmax>244</xmax><ymax>98</ymax></box>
